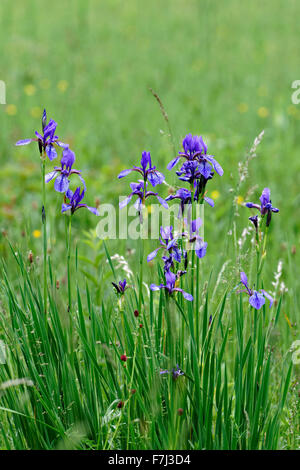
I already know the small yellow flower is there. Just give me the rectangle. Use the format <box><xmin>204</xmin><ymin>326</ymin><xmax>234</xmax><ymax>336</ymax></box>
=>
<box><xmin>237</xmin><ymin>103</ymin><xmax>248</xmax><ymax>113</ymax></box>
<box><xmin>24</xmin><ymin>84</ymin><xmax>36</xmax><ymax>96</ymax></box>
<box><xmin>57</xmin><ymin>80</ymin><xmax>69</xmax><ymax>93</ymax></box>
<box><xmin>30</xmin><ymin>106</ymin><xmax>42</xmax><ymax>118</ymax></box>
<box><xmin>39</xmin><ymin>78</ymin><xmax>51</xmax><ymax>90</ymax></box>
<box><xmin>257</xmin><ymin>107</ymin><xmax>269</xmax><ymax>118</ymax></box>
<box><xmin>236</xmin><ymin>195</ymin><xmax>244</xmax><ymax>205</ymax></box>
<box><xmin>287</xmin><ymin>105</ymin><xmax>297</xmax><ymax>116</ymax></box>
<box><xmin>5</xmin><ymin>104</ymin><xmax>17</xmax><ymax>116</ymax></box>
<box><xmin>211</xmin><ymin>190</ymin><xmax>220</xmax><ymax>200</ymax></box>
<box><xmin>33</xmin><ymin>230</ymin><xmax>41</xmax><ymax>238</ymax></box>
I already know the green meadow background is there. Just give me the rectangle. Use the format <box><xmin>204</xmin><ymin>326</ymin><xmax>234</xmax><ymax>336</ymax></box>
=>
<box><xmin>0</xmin><ymin>0</ymin><xmax>299</xmax><ymax>449</ymax></box>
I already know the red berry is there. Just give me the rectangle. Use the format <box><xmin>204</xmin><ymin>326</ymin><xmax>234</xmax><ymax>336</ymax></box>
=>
<box><xmin>120</xmin><ymin>354</ymin><xmax>127</xmax><ymax>362</ymax></box>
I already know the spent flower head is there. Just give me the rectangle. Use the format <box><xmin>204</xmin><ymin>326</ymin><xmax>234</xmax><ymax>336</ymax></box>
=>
<box><xmin>112</xmin><ymin>279</ymin><xmax>128</xmax><ymax>295</ymax></box>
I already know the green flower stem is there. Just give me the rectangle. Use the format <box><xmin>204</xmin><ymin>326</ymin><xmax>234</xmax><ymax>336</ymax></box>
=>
<box><xmin>256</xmin><ymin>224</ymin><xmax>269</xmax><ymax>289</ymax></box>
<box><xmin>165</xmin><ymin>295</ymin><xmax>175</xmax><ymax>366</ymax></box>
<box><xmin>41</xmin><ymin>157</ymin><xmax>47</xmax><ymax>316</ymax></box>
<box><xmin>65</xmin><ymin>213</ymin><xmax>72</xmax><ymax>312</ymax></box>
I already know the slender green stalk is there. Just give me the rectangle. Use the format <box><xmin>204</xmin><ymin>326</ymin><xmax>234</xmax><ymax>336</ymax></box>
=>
<box><xmin>41</xmin><ymin>158</ymin><xmax>47</xmax><ymax>316</ymax></box>
<box><xmin>65</xmin><ymin>213</ymin><xmax>72</xmax><ymax>312</ymax></box>
<box><xmin>138</xmin><ymin>234</ymin><xmax>144</xmax><ymax>313</ymax></box>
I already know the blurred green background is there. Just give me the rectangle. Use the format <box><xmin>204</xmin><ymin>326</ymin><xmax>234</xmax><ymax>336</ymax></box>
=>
<box><xmin>0</xmin><ymin>0</ymin><xmax>299</xmax><ymax>322</ymax></box>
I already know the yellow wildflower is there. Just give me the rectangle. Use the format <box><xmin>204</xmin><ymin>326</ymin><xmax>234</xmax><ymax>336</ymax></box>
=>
<box><xmin>257</xmin><ymin>107</ymin><xmax>269</xmax><ymax>118</ymax></box>
<box><xmin>6</xmin><ymin>104</ymin><xmax>17</xmax><ymax>116</ymax></box>
<box><xmin>237</xmin><ymin>103</ymin><xmax>248</xmax><ymax>113</ymax></box>
<box><xmin>24</xmin><ymin>84</ymin><xmax>36</xmax><ymax>96</ymax></box>
<box><xmin>57</xmin><ymin>80</ymin><xmax>69</xmax><ymax>93</ymax></box>
<box><xmin>33</xmin><ymin>230</ymin><xmax>41</xmax><ymax>238</ymax></box>
<box><xmin>211</xmin><ymin>190</ymin><xmax>220</xmax><ymax>200</ymax></box>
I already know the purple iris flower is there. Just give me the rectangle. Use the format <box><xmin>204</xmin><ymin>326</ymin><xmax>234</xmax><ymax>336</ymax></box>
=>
<box><xmin>166</xmin><ymin>188</ymin><xmax>191</xmax><ymax>215</ymax></box>
<box><xmin>160</xmin><ymin>364</ymin><xmax>184</xmax><ymax>380</ymax></box>
<box><xmin>119</xmin><ymin>180</ymin><xmax>168</xmax><ymax>213</ymax></box>
<box><xmin>166</xmin><ymin>185</ymin><xmax>213</xmax><ymax>216</ymax></box>
<box><xmin>150</xmin><ymin>269</ymin><xmax>193</xmax><ymax>301</ymax></box>
<box><xmin>112</xmin><ymin>279</ymin><xmax>127</xmax><ymax>295</ymax></box>
<box><xmin>246</xmin><ymin>188</ymin><xmax>279</xmax><ymax>226</ymax></box>
<box><xmin>194</xmin><ymin>171</ymin><xmax>215</xmax><ymax>207</ymax></box>
<box><xmin>147</xmin><ymin>226</ymin><xmax>181</xmax><ymax>263</ymax></box>
<box><xmin>118</xmin><ymin>151</ymin><xmax>165</xmax><ymax>187</ymax></box>
<box><xmin>62</xmin><ymin>187</ymin><xmax>99</xmax><ymax>216</ymax></box>
<box><xmin>16</xmin><ymin>109</ymin><xmax>68</xmax><ymax>161</ymax></box>
<box><xmin>184</xmin><ymin>218</ymin><xmax>208</xmax><ymax>259</ymax></box>
<box><xmin>45</xmin><ymin>148</ymin><xmax>86</xmax><ymax>193</ymax></box>
<box><xmin>167</xmin><ymin>133</ymin><xmax>223</xmax><ymax>177</ymax></box>
<box><xmin>238</xmin><ymin>272</ymin><xmax>274</xmax><ymax>310</ymax></box>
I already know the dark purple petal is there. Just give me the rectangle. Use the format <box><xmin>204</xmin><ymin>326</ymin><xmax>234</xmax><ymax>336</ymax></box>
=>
<box><xmin>156</xmin><ymin>195</ymin><xmax>168</xmax><ymax>209</ymax></box>
<box><xmin>198</xmin><ymin>160</ymin><xmax>213</xmax><ymax>179</ymax></box>
<box><xmin>56</xmin><ymin>141</ymin><xmax>69</xmax><ymax>149</ymax></box>
<box><xmin>54</xmin><ymin>174</ymin><xmax>69</xmax><ymax>193</ymax></box>
<box><xmin>61</xmin><ymin>203</ymin><xmax>71</xmax><ymax>213</ymax></box>
<box><xmin>167</xmin><ymin>157</ymin><xmax>180</xmax><ymax>170</ymax></box>
<box><xmin>240</xmin><ymin>272</ymin><xmax>248</xmax><ymax>287</ymax></box>
<box><xmin>148</xmin><ymin>171</ymin><xmax>165</xmax><ymax>187</ymax></box>
<box><xmin>16</xmin><ymin>138</ymin><xmax>34</xmax><ymax>146</ymax></box>
<box><xmin>66</xmin><ymin>189</ymin><xmax>73</xmax><ymax>200</ymax></box>
<box><xmin>260</xmin><ymin>188</ymin><xmax>270</xmax><ymax>207</ymax></box>
<box><xmin>141</xmin><ymin>151</ymin><xmax>151</xmax><ymax>171</ymax></box>
<box><xmin>174</xmin><ymin>288</ymin><xmax>193</xmax><ymax>302</ymax></box>
<box><xmin>43</xmin><ymin>119</ymin><xmax>57</xmax><ymax>139</ymax></box>
<box><xmin>165</xmin><ymin>270</ymin><xmax>176</xmax><ymax>290</ymax></box>
<box><xmin>86</xmin><ymin>206</ymin><xmax>100</xmax><ymax>216</ymax></box>
<box><xmin>61</xmin><ymin>147</ymin><xmax>75</xmax><ymax>170</ymax></box>
<box><xmin>119</xmin><ymin>194</ymin><xmax>133</xmax><ymax>209</ymax></box>
<box><xmin>150</xmin><ymin>283</ymin><xmax>162</xmax><ymax>291</ymax></box>
<box><xmin>261</xmin><ymin>289</ymin><xmax>274</xmax><ymax>308</ymax></box>
<box><xmin>204</xmin><ymin>196</ymin><xmax>214</xmax><ymax>207</ymax></box>
<box><xmin>166</xmin><ymin>239</ymin><xmax>177</xmax><ymax>251</ymax></box>
<box><xmin>45</xmin><ymin>170</ymin><xmax>58</xmax><ymax>183</ymax></box>
<box><xmin>35</xmin><ymin>131</ymin><xmax>43</xmax><ymax>140</ymax></box>
<box><xmin>46</xmin><ymin>144</ymin><xmax>57</xmax><ymax>161</ymax></box>
<box><xmin>191</xmin><ymin>217</ymin><xmax>202</xmax><ymax>233</ymax></box>
<box><xmin>245</xmin><ymin>202</ymin><xmax>260</xmax><ymax>210</ymax></box>
<box><xmin>147</xmin><ymin>247</ymin><xmax>161</xmax><ymax>263</ymax></box>
<box><xmin>161</xmin><ymin>226</ymin><xmax>173</xmax><ymax>240</ymax></box>
<box><xmin>78</xmin><ymin>174</ymin><xmax>87</xmax><ymax>191</ymax></box>
<box><xmin>205</xmin><ymin>155</ymin><xmax>223</xmax><ymax>176</ymax></box>
<box><xmin>118</xmin><ymin>168</ymin><xmax>133</xmax><ymax>179</ymax></box>
<box><xmin>249</xmin><ymin>292</ymin><xmax>265</xmax><ymax>310</ymax></box>
<box><xmin>195</xmin><ymin>241</ymin><xmax>207</xmax><ymax>259</ymax></box>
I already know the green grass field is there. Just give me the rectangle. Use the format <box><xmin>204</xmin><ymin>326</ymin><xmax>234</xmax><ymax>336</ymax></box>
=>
<box><xmin>0</xmin><ymin>0</ymin><xmax>299</xmax><ymax>450</ymax></box>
